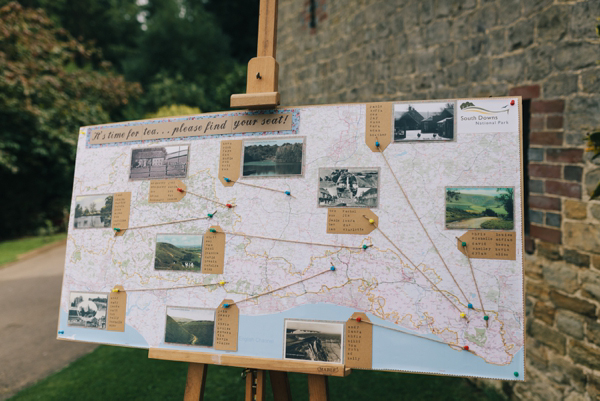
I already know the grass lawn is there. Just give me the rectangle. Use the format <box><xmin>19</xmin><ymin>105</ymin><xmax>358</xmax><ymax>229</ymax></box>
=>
<box><xmin>0</xmin><ymin>233</ymin><xmax>67</xmax><ymax>267</ymax></box>
<box><xmin>9</xmin><ymin>346</ymin><xmax>505</xmax><ymax>401</ymax></box>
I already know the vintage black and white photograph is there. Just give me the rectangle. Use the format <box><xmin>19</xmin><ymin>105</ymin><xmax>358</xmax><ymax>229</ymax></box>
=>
<box><xmin>393</xmin><ymin>101</ymin><xmax>455</xmax><ymax>141</ymax></box>
<box><xmin>68</xmin><ymin>292</ymin><xmax>108</xmax><ymax>329</ymax></box>
<box><xmin>318</xmin><ymin>168</ymin><xmax>379</xmax><ymax>208</ymax></box>
<box><xmin>74</xmin><ymin>194</ymin><xmax>113</xmax><ymax>229</ymax></box>
<box><xmin>130</xmin><ymin>145</ymin><xmax>189</xmax><ymax>180</ymax></box>
<box><xmin>154</xmin><ymin>234</ymin><xmax>203</xmax><ymax>272</ymax></box>
<box><xmin>242</xmin><ymin>137</ymin><xmax>304</xmax><ymax>177</ymax></box>
<box><xmin>284</xmin><ymin>319</ymin><xmax>343</xmax><ymax>364</ymax></box>
<box><xmin>165</xmin><ymin>306</ymin><xmax>215</xmax><ymax>347</ymax></box>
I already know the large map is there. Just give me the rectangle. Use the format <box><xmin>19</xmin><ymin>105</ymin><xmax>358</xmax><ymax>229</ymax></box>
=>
<box><xmin>58</xmin><ymin>98</ymin><xmax>524</xmax><ymax>380</ymax></box>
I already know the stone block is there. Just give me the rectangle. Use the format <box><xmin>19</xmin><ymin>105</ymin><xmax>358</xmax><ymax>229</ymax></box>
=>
<box><xmin>545</xmin><ymin>180</ymin><xmax>581</xmax><ymax>199</ymax></box>
<box><xmin>529</xmin><ymin>163</ymin><xmax>561</xmax><ymax>178</ymax></box>
<box><xmin>545</xmin><ymin>212</ymin><xmax>561</xmax><ymax>228</ymax></box>
<box><xmin>529</xmin><ymin>319</ymin><xmax>566</xmax><ymax>354</ymax></box>
<box><xmin>594</xmin><ymin>254</ymin><xmax>600</xmax><ymax>269</ymax></box>
<box><xmin>564</xmin><ymin>200</ymin><xmax>586</xmax><ymax>220</ymax></box>
<box><xmin>535</xmin><ymin>5</ymin><xmax>569</xmax><ymax>42</ymax></box>
<box><xmin>569</xmin><ymin>1</ymin><xmax>600</xmax><ymax>40</ymax></box>
<box><xmin>525</xmin><ymin>260</ymin><xmax>543</xmax><ymax>279</ymax></box>
<box><xmin>525</xmin><ymin>45</ymin><xmax>554</xmax><ymax>81</ymax></box>
<box><xmin>585</xmin><ymin>168</ymin><xmax>600</xmax><ymax>198</ymax></box>
<box><xmin>568</xmin><ymin>339</ymin><xmax>600</xmax><ymax>370</ymax></box>
<box><xmin>581</xmin><ymin>68</ymin><xmax>600</xmax><ymax>94</ymax></box>
<box><xmin>529</xmin><ymin>179</ymin><xmax>543</xmax><ymax>194</ymax></box>
<box><xmin>550</xmin><ymin>290</ymin><xmax>597</xmax><ymax>318</ymax></box>
<box><xmin>534</xmin><ymin>301</ymin><xmax>556</xmax><ymax>325</ymax></box>
<box><xmin>565</xmin><ymin>96</ymin><xmax>600</xmax><ymax>131</ymax></box>
<box><xmin>555</xmin><ymin>42</ymin><xmax>599</xmax><ymax>71</ymax></box>
<box><xmin>543</xmin><ymin>74</ymin><xmax>578</xmax><ymax>98</ymax></box>
<box><xmin>537</xmin><ymin>242</ymin><xmax>562</xmax><ymax>261</ymax></box>
<box><xmin>548</xmin><ymin>354</ymin><xmax>587</xmax><ymax>393</ymax></box>
<box><xmin>527</xmin><ymin>279</ymin><xmax>550</xmax><ymax>301</ymax></box>
<box><xmin>524</xmin><ymin>0</ymin><xmax>552</xmax><ymax>16</ymax></box>
<box><xmin>546</xmin><ymin>148</ymin><xmax>583</xmax><ymax>164</ymax></box>
<box><xmin>563</xmin><ymin>249</ymin><xmax>590</xmax><ymax>268</ymax></box>
<box><xmin>508</xmin><ymin>19</ymin><xmax>534</xmax><ymax>51</ymax></box>
<box><xmin>542</xmin><ymin>261</ymin><xmax>578</xmax><ymax>293</ymax></box>
<box><xmin>581</xmin><ymin>270</ymin><xmax>600</xmax><ymax>302</ymax></box>
<box><xmin>587</xmin><ymin>321</ymin><xmax>600</xmax><ymax>347</ymax></box>
<box><xmin>491</xmin><ymin>55</ymin><xmax>524</xmax><ymax>84</ymax></box>
<box><xmin>530</xmin><ymin>224</ymin><xmax>562</xmax><ymax>244</ymax></box>
<box><xmin>564</xmin><ymin>222</ymin><xmax>600</xmax><ymax>253</ymax></box>
<box><xmin>563</xmin><ymin>166</ymin><xmax>583</xmax><ymax>182</ymax></box>
<box><xmin>467</xmin><ymin>57</ymin><xmax>489</xmax><ymax>82</ymax></box>
<box><xmin>529</xmin><ymin>209</ymin><xmax>544</xmax><ymax>224</ymax></box>
<box><xmin>555</xmin><ymin>310</ymin><xmax>584</xmax><ymax>340</ymax></box>
<box><xmin>528</xmin><ymin>147</ymin><xmax>544</xmax><ymax>162</ymax></box>
<box><xmin>591</xmin><ymin>204</ymin><xmax>600</xmax><ymax>221</ymax></box>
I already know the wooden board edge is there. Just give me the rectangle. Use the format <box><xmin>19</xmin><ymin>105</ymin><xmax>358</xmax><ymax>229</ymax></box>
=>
<box><xmin>148</xmin><ymin>348</ymin><xmax>351</xmax><ymax>377</ymax></box>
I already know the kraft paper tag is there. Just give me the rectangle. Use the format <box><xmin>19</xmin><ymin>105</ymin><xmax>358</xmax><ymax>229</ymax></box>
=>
<box><xmin>107</xmin><ymin>285</ymin><xmax>126</xmax><ymax>332</ymax></box>
<box><xmin>218</xmin><ymin>140</ymin><xmax>242</xmax><ymax>187</ymax></box>
<box><xmin>326</xmin><ymin>209</ymin><xmax>378</xmax><ymax>234</ymax></box>
<box><xmin>112</xmin><ymin>192</ymin><xmax>131</xmax><ymax>237</ymax></box>
<box><xmin>148</xmin><ymin>179</ymin><xmax>187</xmax><ymax>203</ymax></box>
<box><xmin>365</xmin><ymin>102</ymin><xmax>393</xmax><ymax>152</ymax></box>
<box><xmin>457</xmin><ymin>231</ymin><xmax>516</xmax><ymax>260</ymax></box>
<box><xmin>345</xmin><ymin>312</ymin><xmax>372</xmax><ymax>369</ymax></box>
<box><xmin>214</xmin><ymin>299</ymin><xmax>239</xmax><ymax>351</ymax></box>
<box><xmin>201</xmin><ymin>226</ymin><xmax>225</xmax><ymax>274</ymax></box>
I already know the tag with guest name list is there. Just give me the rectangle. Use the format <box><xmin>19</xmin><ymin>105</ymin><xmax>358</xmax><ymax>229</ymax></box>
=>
<box><xmin>214</xmin><ymin>299</ymin><xmax>239</xmax><ymax>351</ymax></box>
<box><xmin>107</xmin><ymin>285</ymin><xmax>126</xmax><ymax>332</ymax></box>
<box><xmin>326</xmin><ymin>208</ymin><xmax>378</xmax><ymax>235</ymax></box>
<box><xmin>148</xmin><ymin>179</ymin><xmax>186</xmax><ymax>203</ymax></box>
<box><xmin>112</xmin><ymin>192</ymin><xmax>131</xmax><ymax>237</ymax></box>
<box><xmin>457</xmin><ymin>230</ymin><xmax>516</xmax><ymax>260</ymax></box>
<box><xmin>345</xmin><ymin>312</ymin><xmax>373</xmax><ymax>369</ymax></box>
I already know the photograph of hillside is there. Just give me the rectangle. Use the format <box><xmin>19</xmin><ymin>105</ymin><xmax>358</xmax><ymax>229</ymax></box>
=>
<box><xmin>164</xmin><ymin>307</ymin><xmax>215</xmax><ymax>347</ymax></box>
<box><xmin>284</xmin><ymin>319</ymin><xmax>343</xmax><ymax>363</ymax></box>
<box><xmin>154</xmin><ymin>234</ymin><xmax>203</xmax><ymax>272</ymax></box>
<box><xmin>446</xmin><ymin>187</ymin><xmax>514</xmax><ymax>230</ymax></box>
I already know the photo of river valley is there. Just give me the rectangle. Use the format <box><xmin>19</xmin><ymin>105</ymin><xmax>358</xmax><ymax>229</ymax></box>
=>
<box><xmin>284</xmin><ymin>319</ymin><xmax>343</xmax><ymax>363</ymax></box>
<box><xmin>242</xmin><ymin>137</ymin><xmax>304</xmax><ymax>177</ymax></box>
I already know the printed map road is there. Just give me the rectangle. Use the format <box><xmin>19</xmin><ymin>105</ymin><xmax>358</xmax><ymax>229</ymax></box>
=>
<box><xmin>446</xmin><ymin>217</ymin><xmax>499</xmax><ymax>229</ymax></box>
<box><xmin>0</xmin><ymin>243</ymin><xmax>96</xmax><ymax>400</ymax></box>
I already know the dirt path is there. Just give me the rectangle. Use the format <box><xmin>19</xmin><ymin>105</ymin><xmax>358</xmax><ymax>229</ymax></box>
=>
<box><xmin>0</xmin><ymin>243</ymin><xmax>96</xmax><ymax>400</ymax></box>
<box><xmin>446</xmin><ymin>216</ymin><xmax>499</xmax><ymax>229</ymax></box>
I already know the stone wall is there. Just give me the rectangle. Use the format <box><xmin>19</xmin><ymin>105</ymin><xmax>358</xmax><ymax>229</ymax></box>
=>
<box><xmin>277</xmin><ymin>0</ymin><xmax>600</xmax><ymax>399</ymax></box>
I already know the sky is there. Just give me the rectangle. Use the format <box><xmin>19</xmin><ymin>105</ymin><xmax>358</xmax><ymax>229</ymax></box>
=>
<box><xmin>285</xmin><ymin>319</ymin><xmax>343</xmax><ymax>335</ymax></box>
<box><xmin>75</xmin><ymin>195</ymin><xmax>111</xmax><ymax>210</ymax></box>
<box><xmin>394</xmin><ymin>101</ymin><xmax>453</xmax><ymax>114</ymax></box>
<box><xmin>447</xmin><ymin>187</ymin><xmax>512</xmax><ymax>197</ymax></box>
<box><xmin>156</xmin><ymin>234</ymin><xmax>203</xmax><ymax>248</ymax></box>
<box><xmin>164</xmin><ymin>145</ymin><xmax>188</xmax><ymax>155</ymax></box>
<box><xmin>244</xmin><ymin>137</ymin><xmax>304</xmax><ymax>148</ymax></box>
<box><xmin>167</xmin><ymin>307</ymin><xmax>214</xmax><ymax>322</ymax></box>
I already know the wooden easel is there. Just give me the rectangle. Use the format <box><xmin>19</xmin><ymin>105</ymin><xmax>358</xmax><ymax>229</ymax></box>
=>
<box><xmin>151</xmin><ymin>1</ymin><xmax>349</xmax><ymax>399</ymax></box>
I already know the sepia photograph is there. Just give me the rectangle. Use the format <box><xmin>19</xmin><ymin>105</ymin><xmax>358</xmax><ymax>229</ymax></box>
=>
<box><xmin>154</xmin><ymin>234</ymin><xmax>203</xmax><ymax>272</ymax></box>
<box><xmin>74</xmin><ymin>194</ymin><xmax>113</xmax><ymax>229</ymax></box>
<box><xmin>393</xmin><ymin>101</ymin><xmax>455</xmax><ymax>141</ymax></box>
<box><xmin>242</xmin><ymin>137</ymin><xmax>304</xmax><ymax>177</ymax></box>
<box><xmin>165</xmin><ymin>306</ymin><xmax>215</xmax><ymax>347</ymax></box>
<box><xmin>446</xmin><ymin>187</ymin><xmax>514</xmax><ymax>230</ymax></box>
<box><xmin>284</xmin><ymin>319</ymin><xmax>343</xmax><ymax>364</ymax></box>
<box><xmin>130</xmin><ymin>145</ymin><xmax>189</xmax><ymax>180</ymax></box>
<box><xmin>318</xmin><ymin>168</ymin><xmax>379</xmax><ymax>208</ymax></box>
<box><xmin>68</xmin><ymin>292</ymin><xmax>108</xmax><ymax>329</ymax></box>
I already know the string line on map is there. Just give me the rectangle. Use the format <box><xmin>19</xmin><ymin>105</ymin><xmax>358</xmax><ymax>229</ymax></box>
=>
<box><xmin>353</xmin><ymin>316</ymin><xmax>470</xmax><ymax>352</ymax></box>
<box><xmin>457</xmin><ymin>238</ymin><xmax>489</xmax><ymax>327</ymax></box>
<box><xmin>363</xmin><ymin>216</ymin><xmax>467</xmax><ymax>319</ymax></box>
<box><xmin>113</xmin><ymin>280</ymin><xmax>227</xmax><ymax>292</ymax></box>
<box><xmin>224</xmin><ymin>177</ymin><xmax>295</xmax><ymax>198</ymax></box>
<box><xmin>375</xmin><ymin>143</ymin><xmax>470</xmax><ymax>306</ymax></box>
<box><xmin>113</xmin><ymin>216</ymin><xmax>210</xmax><ymax>233</ymax></box>
<box><xmin>177</xmin><ymin>187</ymin><xmax>235</xmax><ymax>208</ymax></box>
<box><xmin>219</xmin><ymin>230</ymin><xmax>365</xmax><ymax>250</ymax></box>
<box><xmin>223</xmin><ymin>267</ymin><xmax>335</xmax><ymax>308</ymax></box>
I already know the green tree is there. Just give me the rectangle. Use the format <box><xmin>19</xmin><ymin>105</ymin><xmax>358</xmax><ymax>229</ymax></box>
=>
<box><xmin>100</xmin><ymin>196</ymin><xmax>113</xmax><ymax>226</ymax></box>
<box><xmin>0</xmin><ymin>3</ymin><xmax>140</xmax><ymax>239</ymax></box>
<box><xmin>74</xmin><ymin>204</ymin><xmax>83</xmax><ymax>218</ymax></box>
<box><xmin>495</xmin><ymin>188</ymin><xmax>514</xmax><ymax>221</ymax></box>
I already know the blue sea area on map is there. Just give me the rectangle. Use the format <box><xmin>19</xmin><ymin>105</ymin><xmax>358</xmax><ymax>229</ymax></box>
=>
<box><xmin>58</xmin><ymin>303</ymin><xmax>523</xmax><ymax>380</ymax></box>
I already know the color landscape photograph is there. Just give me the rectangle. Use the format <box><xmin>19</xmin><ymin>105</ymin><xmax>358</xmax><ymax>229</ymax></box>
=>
<box><xmin>242</xmin><ymin>137</ymin><xmax>304</xmax><ymax>177</ymax></box>
<box><xmin>164</xmin><ymin>307</ymin><xmax>215</xmax><ymax>347</ymax></box>
<box><xmin>445</xmin><ymin>187</ymin><xmax>514</xmax><ymax>230</ymax></box>
<box><xmin>154</xmin><ymin>234</ymin><xmax>203</xmax><ymax>272</ymax></box>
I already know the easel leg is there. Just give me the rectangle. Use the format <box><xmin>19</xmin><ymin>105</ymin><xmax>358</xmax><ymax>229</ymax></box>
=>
<box><xmin>184</xmin><ymin>363</ymin><xmax>208</xmax><ymax>401</ymax></box>
<box><xmin>269</xmin><ymin>371</ymin><xmax>292</xmax><ymax>401</ymax></box>
<box><xmin>307</xmin><ymin>375</ymin><xmax>329</xmax><ymax>401</ymax></box>
<box><xmin>245</xmin><ymin>369</ymin><xmax>267</xmax><ymax>401</ymax></box>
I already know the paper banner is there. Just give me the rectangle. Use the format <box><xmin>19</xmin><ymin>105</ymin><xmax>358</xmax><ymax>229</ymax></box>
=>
<box><xmin>456</xmin><ymin>231</ymin><xmax>516</xmax><ymax>260</ymax></box>
<box><xmin>107</xmin><ymin>285</ymin><xmax>126</xmax><ymax>332</ymax></box>
<box><xmin>365</xmin><ymin>102</ymin><xmax>393</xmax><ymax>152</ymax></box>
<box><xmin>326</xmin><ymin>209</ymin><xmax>378</xmax><ymax>234</ymax></box>
<box><xmin>201</xmin><ymin>226</ymin><xmax>226</xmax><ymax>275</ymax></box>
<box><xmin>218</xmin><ymin>140</ymin><xmax>243</xmax><ymax>187</ymax></box>
<box><xmin>148</xmin><ymin>179</ymin><xmax>187</xmax><ymax>203</ymax></box>
<box><xmin>345</xmin><ymin>312</ymin><xmax>373</xmax><ymax>369</ymax></box>
<box><xmin>214</xmin><ymin>299</ymin><xmax>239</xmax><ymax>351</ymax></box>
<box><xmin>111</xmin><ymin>192</ymin><xmax>131</xmax><ymax>237</ymax></box>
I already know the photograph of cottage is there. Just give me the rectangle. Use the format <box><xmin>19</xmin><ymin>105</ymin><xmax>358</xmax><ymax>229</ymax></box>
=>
<box><xmin>73</xmin><ymin>194</ymin><xmax>113</xmax><ymax>229</ymax></box>
<box><xmin>393</xmin><ymin>102</ymin><xmax>455</xmax><ymax>141</ymax></box>
<box><xmin>68</xmin><ymin>292</ymin><xmax>108</xmax><ymax>330</ymax></box>
<box><xmin>129</xmin><ymin>145</ymin><xmax>189</xmax><ymax>180</ymax></box>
